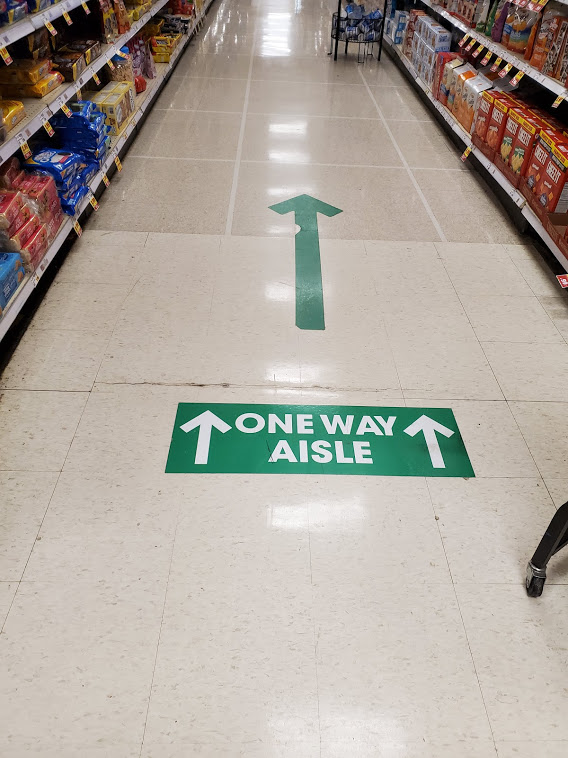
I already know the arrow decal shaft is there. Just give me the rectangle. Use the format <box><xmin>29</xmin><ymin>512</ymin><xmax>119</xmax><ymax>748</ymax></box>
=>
<box><xmin>295</xmin><ymin>221</ymin><xmax>325</xmax><ymax>330</ymax></box>
<box><xmin>269</xmin><ymin>194</ymin><xmax>342</xmax><ymax>331</ymax></box>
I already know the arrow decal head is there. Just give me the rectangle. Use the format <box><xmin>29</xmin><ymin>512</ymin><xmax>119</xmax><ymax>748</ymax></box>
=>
<box><xmin>269</xmin><ymin>194</ymin><xmax>342</xmax><ymax>222</ymax></box>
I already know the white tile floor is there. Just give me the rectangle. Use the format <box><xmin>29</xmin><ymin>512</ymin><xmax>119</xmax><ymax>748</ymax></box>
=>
<box><xmin>2</xmin><ymin>0</ymin><xmax>568</xmax><ymax>755</ymax></box>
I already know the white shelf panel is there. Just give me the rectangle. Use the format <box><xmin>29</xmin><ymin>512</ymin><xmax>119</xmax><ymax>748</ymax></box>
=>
<box><xmin>0</xmin><ymin>5</ymin><xmax>210</xmax><ymax>339</ymax></box>
<box><xmin>385</xmin><ymin>35</ymin><xmax>568</xmax><ymax>271</ymax></box>
<box><xmin>418</xmin><ymin>0</ymin><xmax>567</xmax><ymax>97</ymax></box>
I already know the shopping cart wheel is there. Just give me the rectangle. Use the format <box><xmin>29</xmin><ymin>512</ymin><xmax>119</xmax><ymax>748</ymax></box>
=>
<box><xmin>526</xmin><ymin>562</ymin><xmax>546</xmax><ymax>598</ymax></box>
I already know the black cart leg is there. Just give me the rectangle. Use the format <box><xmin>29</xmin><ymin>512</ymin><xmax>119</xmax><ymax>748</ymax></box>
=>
<box><xmin>333</xmin><ymin>0</ymin><xmax>341</xmax><ymax>60</ymax></box>
<box><xmin>377</xmin><ymin>0</ymin><xmax>387</xmax><ymax>60</ymax></box>
<box><xmin>527</xmin><ymin>500</ymin><xmax>568</xmax><ymax>597</ymax></box>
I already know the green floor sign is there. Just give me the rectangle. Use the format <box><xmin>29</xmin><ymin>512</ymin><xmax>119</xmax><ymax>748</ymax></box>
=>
<box><xmin>165</xmin><ymin>403</ymin><xmax>474</xmax><ymax>477</ymax></box>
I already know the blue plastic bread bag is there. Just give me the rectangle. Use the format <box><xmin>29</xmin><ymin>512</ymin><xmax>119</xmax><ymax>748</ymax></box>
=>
<box><xmin>61</xmin><ymin>184</ymin><xmax>89</xmax><ymax>215</ymax></box>
<box><xmin>26</xmin><ymin>149</ymin><xmax>82</xmax><ymax>185</ymax></box>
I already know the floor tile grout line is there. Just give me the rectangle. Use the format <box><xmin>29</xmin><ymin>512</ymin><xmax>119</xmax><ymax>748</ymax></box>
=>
<box><xmin>0</xmin><ymin>470</ymin><xmax>61</xmax><ymax>635</ymax></box>
<box><xmin>151</xmin><ymin>107</ymin><xmax>433</xmax><ymax>122</ymax></box>
<box><xmin>138</xmin><ymin>491</ymin><xmax>185</xmax><ymax>758</ymax></box>
<box><xmin>176</xmin><ymin>74</ymin><xmax>401</xmax><ymax>87</ymax></box>
<box><xmin>223</xmin><ymin>19</ymin><xmax>257</xmax><ymax>237</ymax></box>
<box><xmin>357</xmin><ymin>67</ymin><xmax>448</xmax><ymax>242</ymax></box>
<box><xmin>305</xmin><ymin>508</ymin><xmax>322</xmax><ymax>758</ymax></box>
<box><xmin>126</xmin><ymin>154</ymin><xmax>466</xmax><ymax>171</ymax></box>
<box><xmin>424</xmin><ymin>478</ymin><xmax>500</xmax><ymax>757</ymax></box>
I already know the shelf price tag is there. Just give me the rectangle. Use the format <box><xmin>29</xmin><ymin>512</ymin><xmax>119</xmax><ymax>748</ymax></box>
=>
<box><xmin>89</xmin><ymin>194</ymin><xmax>99</xmax><ymax>211</ymax></box>
<box><xmin>459</xmin><ymin>33</ymin><xmax>470</xmax><ymax>47</ymax></box>
<box><xmin>16</xmin><ymin>134</ymin><xmax>31</xmax><ymax>159</ymax></box>
<box><xmin>73</xmin><ymin>219</ymin><xmax>82</xmax><ymax>236</ymax></box>
<box><xmin>556</xmin><ymin>274</ymin><xmax>568</xmax><ymax>288</ymax></box>
<box><xmin>498</xmin><ymin>62</ymin><xmax>513</xmax><ymax>78</ymax></box>
<box><xmin>116</xmin><ymin>49</ymin><xmax>128</xmax><ymax>58</ymax></box>
<box><xmin>461</xmin><ymin>145</ymin><xmax>472</xmax><ymax>162</ymax></box>
<box><xmin>0</xmin><ymin>46</ymin><xmax>12</xmax><ymax>65</ymax></box>
<box><xmin>465</xmin><ymin>38</ymin><xmax>476</xmax><ymax>52</ymax></box>
<box><xmin>114</xmin><ymin>155</ymin><xmax>122</xmax><ymax>171</ymax></box>
<box><xmin>82</xmin><ymin>0</ymin><xmax>90</xmax><ymax>12</ymax></box>
<box><xmin>552</xmin><ymin>90</ymin><xmax>567</xmax><ymax>108</ymax></box>
<box><xmin>491</xmin><ymin>56</ymin><xmax>502</xmax><ymax>72</ymax></box>
<box><xmin>92</xmin><ymin>71</ymin><xmax>100</xmax><ymax>85</ymax></box>
<box><xmin>61</xmin><ymin>101</ymin><xmax>72</xmax><ymax>117</ymax></box>
<box><xmin>102</xmin><ymin>173</ymin><xmax>110</xmax><ymax>187</ymax></box>
<box><xmin>44</xmin><ymin>19</ymin><xmax>57</xmax><ymax>35</ymax></box>
<box><xmin>510</xmin><ymin>70</ymin><xmax>524</xmax><ymax>87</ymax></box>
<box><xmin>480</xmin><ymin>50</ymin><xmax>492</xmax><ymax>66</ymax></box>
<box><xmin>472</xmin><ymin>43</ymin><xmax>484</xmax><ymax>58</ymax></box>
<box><xmin>42</xmin><ymin>119</ymin><xmax>54</xmax><ymax>137</ymax></box>
<box><xmin>107</xmin><ymin>58</ymin><xmax>115</xmax><ymax>70</ymax></box>
<box><xmin>62</xmin><ymin>10</ymin><xmax>72</xmax><ymax>24</ymax></box>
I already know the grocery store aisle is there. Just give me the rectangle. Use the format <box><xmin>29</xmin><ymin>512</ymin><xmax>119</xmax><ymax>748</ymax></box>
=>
<box><xmin>3</xmin><ymin>0</ymin><xmax>568</xmax><ymax>757</ymax></box>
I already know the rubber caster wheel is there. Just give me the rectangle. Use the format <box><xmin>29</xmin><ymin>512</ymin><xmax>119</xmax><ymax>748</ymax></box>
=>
<box><xmin>526</xmin><ymin>562</ymin><xmax>546</xmax><ymax>597</ymax></box>
<box><xmin>526</xmin><ymin>575</ymin><xmax>545</xmax><ymax>597</ymax></box>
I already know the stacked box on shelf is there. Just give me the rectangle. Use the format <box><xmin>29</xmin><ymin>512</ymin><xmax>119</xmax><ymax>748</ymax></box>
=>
<box><xmin>409</xmin><ymin>14</ymin><xmax>451</xmax><ymax>89</ymax></box>
<box><xmin>0</xmin><ymin>253</ymin><xmax>25</xmax><ymax>317</ymax></box>
<box><xmin>90</xmin><ymin>81</ymin><xmax>136</xmax><ymax>135</ymax></box>
<box><xmin>386</xmin><ymin>11</ymin><xmax>407</xmax><ymax>46</ymax></box>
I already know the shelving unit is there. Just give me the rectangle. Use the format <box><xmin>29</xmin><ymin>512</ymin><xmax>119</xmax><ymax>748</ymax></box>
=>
<box><xmin>0</xmin><ymin>0</ymin><xmax>213</xmax><ymax>340</ymax></box>
<box><xmin>384</xmin><ymin>34</ymin><xmax>568</xmax><ymax>273</ymax></box>
<box><xmin>0</xmin><ymin>0</ymin><xmax>87</xmax><ymax>49</ymax></box>
<box><xmin>417</xmin><ymin>0</ymin><xmax>568</xmax><ymax>100</ymax></box>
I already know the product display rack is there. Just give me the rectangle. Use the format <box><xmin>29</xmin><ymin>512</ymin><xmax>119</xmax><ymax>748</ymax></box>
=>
<box><xmin>417</xmin><ymin>0</ymin><xmax>568</xmax><ymax>100</ymax></box>
<box><xmin>0</xmin><ymin>0</ymin><xmax>213</xmax><ymax>341</ymax></box>
<box><xmin>0</xmin><ymin>0</ymin><xmax>87</xmax><ymax>49</ymax></box>
<box><xmin>384</xmin><ymin>34</ymin><xmax>568</xmax><ymax>273</ymax></box>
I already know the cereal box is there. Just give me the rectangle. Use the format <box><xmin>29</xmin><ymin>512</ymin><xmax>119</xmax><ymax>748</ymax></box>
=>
<box><xmin>473</xmin><ymin>89</ymin><xmax>495</xmax><ymax>142</ymax></box>
<box><xmin>535</xmin><ymin>136</ymin><xmax>568</xmax><ymax>212</ymax></box>
<box><xmin>485</xmin><ymin>93</ymin><xmax>514</xmax><ymax>151</ymax></box>
<box><xmin>508</xmin><ymin>113</ymin><xmax>544</xmax><ymax>177</ymax></box>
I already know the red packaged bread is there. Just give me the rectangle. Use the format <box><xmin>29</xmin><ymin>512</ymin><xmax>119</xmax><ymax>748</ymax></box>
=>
<box><xmin>11</xmin><ymin>214</ymin><xmax>40</xmax><ymax>251</ymax></box>
<box><xmin>22</xmin><ymin>223</ymin><xmax>48</xmax><ymax>269</ymax></box>
<box><xmin>0</xmin><ymin>191</ymin><xmax>25</xmax><ymax>230</ymax></box>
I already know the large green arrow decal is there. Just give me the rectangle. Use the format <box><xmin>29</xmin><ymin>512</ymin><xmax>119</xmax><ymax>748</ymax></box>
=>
<box><xmin>269</xmin><ymin>194</ymin><xmax>342</xmax><ymax>330</ymax></box>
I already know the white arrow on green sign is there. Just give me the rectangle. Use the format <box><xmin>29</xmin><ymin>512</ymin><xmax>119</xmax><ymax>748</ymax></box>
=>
<box><xmin>166</xmin><ymin>404</ymin><xmax>474</xmax><ymax>477</ymax></box>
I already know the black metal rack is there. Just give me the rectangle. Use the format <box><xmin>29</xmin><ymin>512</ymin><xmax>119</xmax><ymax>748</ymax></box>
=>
<box><xmin>329</xmin><ymin>0</ymin><xmax>387</xmax><ymax>63</ymax></box>
<box><xmin>526</xmin><ymin>505</ymin><xmax>568</xmax><ymax>597</ymax></box>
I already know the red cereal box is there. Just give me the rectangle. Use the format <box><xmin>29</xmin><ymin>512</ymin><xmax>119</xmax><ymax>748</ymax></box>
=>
<box><xmin>473</xmin><ymin>89</ymin><xmax>496</xmax><ymax>142</ymax></box>
<box><xmin>486</xmin><ymin>94</ymin><xmax>514</xmax><ymax>152</ymax></box>
<box><xmin>525</xmin><ymin>129</ymin><xmax>558</xmax><ymax>192</ymax></box>
<box><xmin>535</xmin><ymin>136</ymin><xmax>568</xmax><ymax>212</ymax></box>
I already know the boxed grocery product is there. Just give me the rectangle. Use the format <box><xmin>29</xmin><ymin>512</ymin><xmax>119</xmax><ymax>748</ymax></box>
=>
<box><xmin>0</xmin><ymin>252</ymin><xmax>25</xmax><ymax>314</ymax></box>
<box><xmin>438</xmin><ymin>58</ymin><xmax>464</xmax><ymax>106</ymax></box>
<box><xmin>485</xmin><ymin>93</ymin><xmax>513</xmax><ymax>152</ymax></box>
<box><xmin>535</xmin><ymin>136</ymin><xmax>568</xmax><ymax>212</ymax></box>
<box><xmin>451</xmin><ymin>66</ymin><xmax>476</xmax><ymax>118</ymax></box>
<box><xmin>52</xmin><ymin>51</ymin><xmax>87</xmax><ymax>82</ymax></box>
<box><xmin>499</xmin><ymin>107</ymin><xmax>529</xmax><ymax>164</ymax></box>
<box><xmin>11</xmin><ymin>29</ymin><xmax>50</xmax><ymax>60</ymax></box>
<box><xmin>62</xmin><ymin>39</ymin><xmax>102</xmax><ymax>66</ymax></box>
<box><xmin>473</xmin><ymin>89</ymin><xmax>496</xmax><ymax>141</ymax></box>
<box><xmin>525</xmin><ymin>130</ymin><xmax>554</xmax><ymax>191</ymax></box>
<box><xmin>433</xmin><ymin>52</ymin><xmax>460</xmax><ymax>100</ymax></box>
<box><xmin>509</xmin><ymin>114</ymin><xmax>544</xmax><ymax>177</ymax></box>
<box><xmin>460</xmin><ymin>75</ymin><xmax>493</xmax><ymax>132</ymax></box>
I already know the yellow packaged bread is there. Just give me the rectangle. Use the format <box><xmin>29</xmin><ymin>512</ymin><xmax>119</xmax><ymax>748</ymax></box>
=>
<box><xmin>0</xmin><ymin>59</ymin><xmax>52</xmax><ymax>85</ymax></box>
<box><xmin>0</xmin><ymin>72</ymin><xmax>64</xmax><ymax>99</ymax></box>
<box><xmin>1</xmin><ymin>101</ymin><xmax>26</xmax><ymax>131</ymax></box>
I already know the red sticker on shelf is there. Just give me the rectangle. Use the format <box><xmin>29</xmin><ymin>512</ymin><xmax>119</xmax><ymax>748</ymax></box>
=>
<box><xmin>89</xmin><ymin>194</ymin><xmax>99</xmax><ymax>211</ymax></box>
<box><xmin>43</xmin><ymin>119</ymin><xmax>54</xmax><ymax>137</ymax></box>
<box><xmin>459</xmin><ymin>33</ymin><xmax>470</xmax><ymax>47</ymax></box>
<box><xmin>61</xmin><ymin>102</ymin><xmax>72</xmax><ymax>117</ymax></box>
<box><xmin>465</xmin><ymin>39</ymin><xmax>476</xmax><ymax>52</ymax></box>
<box><xmin>73</xmin><ymin>220</ymin><xmax>82</xmax><ymax>236</ymax></box>
<box><xmin>82</xmin><ymin>0</ymin><xmax>90</xmax><ymax>12</ymax></box>
<box><xmin>461</xmin><ymin>145</ymin><xmax>472</xmax><ymax>162</ymax></box>
<box><xmin>115</xmin><ymin>156</ymin><xmax>122</xmax><ymax>171</ymax></box>
<box><xmin>63</xmin><ymin>10</ymin><xmax>72</xmax><ymax>24</ymax></box>
<box><xmin>557</xmin><ymin>274</ymin><xmax>568</xmax><ymax>288</ymax></box>
<box><xmin>93</xmin><ymin>71</ymin><xmax>100</xmax><ymax>85</ymax></box>
<box><xmin>17</xmin><ymin>137</ymin><xmax>31</xmax><ymax>159</ymax></box>
<box><xmin>102</xmin><ymin>173</ymin><xmax>110</xmax><ymax>187</ymax></box>
<box><xmin>472</xmin><ymin>44</ymin><xmax>484</xmax><ymax>58</ymax></box>
<box><xmin>498</xmin><ymin>62</ymin><xmax>513</xmax><ymax>78</ymax></box>
<box><xmin>44</xmin><ymin>20</ymin><xmax>57</xmax><ymax>35</ymax></box>
<box><xmin>0</xmin><ymin>46</ymin><xmax>12</xmax><ymax>65</ymax></box>
<box><xmin>510</xmin><ymin>70</ymin><xmax>524</xmax><ymax>87</ymax></box>
<box><xmin>480</xmin><ymin>51</ymin><xmax>492</xmax><ymax>66</ymax></box>
<box><xmin>491</xmin><ymin>56</ymin><xmax>503</xmax><ymax>72</ymax></box>
<box><xmin>107</xmin><ymin>58</ymin><xmax>115</xmax><ymax>70</ymax></box>
<box><xmin>552</xmin><ymin>91</ymin><xmax>567</xmax><ymax>108</ymax></box>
